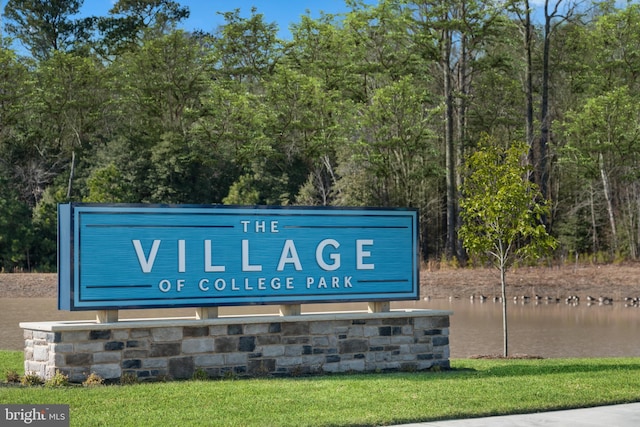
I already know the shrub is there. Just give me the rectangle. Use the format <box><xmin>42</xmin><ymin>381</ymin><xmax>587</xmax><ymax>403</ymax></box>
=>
<box><xmin>45</xmin><ymin>370</ymin><xmax>69</xmax><ymax>387</ymax></box>
<box><xmin>83</xmin><ymin>372</ymin><xmax>104</xmax><ymax>387</ymax></box>
<box><xmin>120</xmin><ymin>372</ymin><xmax>139</xmax><ymax>385</ymax></box>
<box><xmin>4</xmin><ymin>370</ymin><xmax>21</xmax><ymax>383</ymax></box>
<box><xmin>21</xmin><ymin>372</ymin><xmax>44</xmax><ymax>386</ymax></box>
<box><xmin>192</xmin><ymin>368</ymin><xmax>208</xmax><ymax>381</ymax></box>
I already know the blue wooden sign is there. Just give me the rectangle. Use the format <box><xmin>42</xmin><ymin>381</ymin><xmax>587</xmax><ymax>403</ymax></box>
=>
<box><xmin>58</xmin><ymin>204</ymin><xmax>419</xmax><ymax>310</ymax></box>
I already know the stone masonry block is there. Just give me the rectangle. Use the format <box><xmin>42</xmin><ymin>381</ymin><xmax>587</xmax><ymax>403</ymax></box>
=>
<box><xmin>66</xmin><ymin>353</ymin><xmax>92</xmax><ymax>366</ymax></box>
<box><xmin>302</xmin><ymin>354</ymin><xmax>325</xmax><ymax>367</ymax></box>
<box><xmin>339</xmin><ymin>339</ymin><xmax>368</xmax><ymax>354</ymax></box>
<box><xmin>183</xmin><ymin>326</ymin><xmax>209</xmax><ymax>337</ymax></box>
<box><xmin>32</xmin><ymin>331</ymin><xmax>56</xmax><ymax>341</ymax></box>
<box><xmin>89</xmin><ymin>330</ymin><xmax>112</xmax><ymax>340</ymax></box>
<box><xmin>194</xmin><ymin>354</ymin><xmax>224</xmax><ymax>367</ymax></box>
<box><xmin>150</xmin><ymin>343</ymin><xmax>181</xmax><ymax>357</ymax></box>
<box><xmin>309</xmin><ymin>321</ymin><xmax>334</xmax><ymax>335</ymax></box>
<box><xmin>24</xmin><ymin>360</ymin><xmax>45</xmax><ymax>377</ymax></box>
<box><xmin>321</xmin><ymin>362</ymin><xmax>340</xmax><ymax>373</ymax></box>
<box><xmin>347</xmin><ymin>325</ymin><xmax>364</xmax><ymax>336</ymax></box>
<box><xmin>335</xmin><ymin>326</ymin><xmax>349</xmax><ymax>335</ymax></box>
<box><xmin>282</xmin><ymin>336</ymin><xmax>309</xmax><ymax>345</ymax></box>
<box><xmin>151</xmin><ymin>327</ymin><xmax>183</xmax><ymax>342</ymax></box>
<box><xmin>126</xmin><ymin>340</ymin><xmax>147</xmax><ymax>348</ymax></box>
<box><xmin>123</xmin><ymin>349</ymin><xmax>148</xmax><ymax>359</ymax></box>
<box><xmin>182</xmin><ymin>338</ymin><xmax>214</xmax><ymax>354</ymax></box>
<box><xmin>215</xmin><ymin>336</ymin><xmax>238</xmax><ymax>353</ymax></box>
<box><xmin>325</xmin><ymin>355</ymin><xmax>340</xmax><ymax>364</ymax></box>
<box><xmin>76</xmin><ymin>342</ymin><xmax>105</xmax><ymax>353</ymax></box>
<box><xmin>227</xmin><ymin>324</ymin><xmax>243</xmax><ymax>335</ymax></box>
<box><xmin>389</xmin><ymin>336</ymin><xmax>414</xmax><ymax>345</ymax></box>
<box><xmin>51</xmin><ymin>352</ymin><xmax>65</xmax><ymax>367</ymax></box>
<box><xmin>432</xmin><ymin>316</ymin><xmax>450</xmax><ymax>328</ymax></box>
<box><xmin>33</xmin><ymin>346</ymin><xmax>49</xmax><ymax>362</ymax></box>
<box><xmin>93</xmin><ymin>352</ymin><xmax>122</xmax><ymax>364</ymax></box>
<box><xmin>50</xmin><ymin>343</ymin><xmax>74</xmax><ymax>354</ymax></box>
<box><xmin>411</xmin><ymin>344</ymin><xmax>431</xmax><ymax>354</ymax></box>
<box><xmin>369</xmin><ymin>336</ymin><xmax>391</xmax><ymax>346</ymax></box>
<box><xmin>62</xmin><ymin>367</ymin><xmax>87</xmax><ymax>383</ymax></box>
<box><xmin>432</xmin><ymin>336</ymin><xmax>449</xmax><ymax>347</ymax></box>
<box><xmin>284</xmin><ymin>346</ymin><xmax>302</xmax><ymax>357</ymax></box>
<box><xmin>312</xmin><ymin>336</ymin><xmax>329</xmax><ymax>347</ymax></box>
<box><xmin>378</xmin><ymin>326</ymin><xmax>392</xmax><ymax>336</ymax></box>
<box><xmin>248</xmin><ymin>359</ymin><xmax>275</xmax><ymax>375</ymax></box>
<box><xmin>340</xmin><ymin>359</ymin><xmax>365</xmax><ymax>372</ymax></box>
<box><xmin>91</xmin><ymin>363</ymin><xmax>121</xmax><ymax>380</ymax></box>
<box><xmin>416</xmin><ymin>360</ymin><xmax>434</xmax><ymax>371</ymax></box>
<box><xmin>385</xmin><ymin>318</ymin><xmax>410</xmax><ymax>326</ymax></box>
<box><xmin>277</xmin><ymin>356</ymin><xmax>303</xmax><ymax>367</ymax></box>
<box><xmin>257</xmin><ymin>335</ymin><xmax>280</xmax><ymax>346</ymax></box>
<box><xmin>224</xmin><ymin>353</ymin><xmax>247</xmax><ymax>366</ymax></box>
<box><xmin>209</xmin><ymin>325</ymin><xmax>228</xmax><ymax>336</ymax></box>
<box><xmin>244</xmin><ymin>323</ymin><xmax>269</xmax><ymax>335</ymax></box>
<box><xmin>268</xmin><ymin>323</ymin><xmax>281</xmax><ymax>333</ymax></box>
<box><xmin>281</xmin><ymin>322</ymin><xmax>309</xmax><ymax>336</ymax></box>
<box><xmin>113</xmin><ymin>330</ymin><xmax>129</xmax><ymax>340</ymax></box>
<box><xmin>104</xmin><ymin>341</ymin><xmax>125</xmax><ymax>351</ymax></box>
<box><xmin>130</xmin><ymin>329</ymin><xmax>150</xmax><ymax>338</ymax></box>
<box><xmin>238</xmin><ymin>336</ymin><xmax>256</xmax><ymax>352</ymax></box>
<box><xmin>61</xmin><ymin>331</ymin><xmax>88</xmax><ymax>342</ymax></box>
<box><xmin>262</xmin><ymin>345</ymin><xmax>285</xmax><ymax>357</ymax></box>
<box><xmin>413</xmin><ymin>317</ymin><xmax>435</xmax><ymax>329</ymax></box>
<box><xmin>169</xmin><ymin>356</ymin><xmax>194</xmax><ymax>379</ymax></box>
<box><xmin>143</xmin><ymin>358</ymin><xmax>168</xmax><ymax>368</ymax></box>
<box><xmin>363</xmin><ymin>326</ymin><xmax>380</xmax><ymax>337</ymax></box>
<box><xmin>122</xmin><ymin>359</ymin><xmax>141</xmax><ymax>369</ymax></box>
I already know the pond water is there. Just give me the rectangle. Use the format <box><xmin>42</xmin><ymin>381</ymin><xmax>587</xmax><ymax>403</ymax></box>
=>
<box><xmin>1</xmin><ymin>298</ymin><xmax>639</xmax><ymax>358</ymax></box>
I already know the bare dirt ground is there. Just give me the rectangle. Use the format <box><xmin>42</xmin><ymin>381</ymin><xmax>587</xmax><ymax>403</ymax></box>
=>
<box><xmin>3</xmin><ymin>263</ymin><xmax>640</xmax><ymax>301</ymax></box>
<box><xmin>421</xmin><ymin>263</ymin><xmax>640</xmax><ymax>301</ymax></box>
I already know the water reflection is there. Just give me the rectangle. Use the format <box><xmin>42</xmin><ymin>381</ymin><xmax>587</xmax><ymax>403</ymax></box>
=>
<box><xmin>409</xmin><ymin>299</ymin><xmax>640</xmax><ymax>358</ymax></box>
<box><xmin>1</xmin><ymin>298</ymin><xmax>639</xmax><ymax>358</ymax></box>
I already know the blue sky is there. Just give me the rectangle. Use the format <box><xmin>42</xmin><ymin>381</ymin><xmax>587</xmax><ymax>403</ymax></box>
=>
<box><xmin>81</xmin><ymin>1</ymin><xmax>355</xmax><ymax>39</ymax></box>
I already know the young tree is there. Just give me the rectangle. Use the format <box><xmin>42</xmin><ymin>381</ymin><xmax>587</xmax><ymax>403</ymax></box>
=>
<box><xmin>459</xmin><ymin>136</ymin><xmax>556</xmax><ymax>357</ymax></box>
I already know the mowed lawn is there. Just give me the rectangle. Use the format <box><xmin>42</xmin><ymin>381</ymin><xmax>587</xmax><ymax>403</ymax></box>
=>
<box><xmin>2</xmin><ymin>351</ymin><xmax>640</xmax><ymax>426</ymax></box>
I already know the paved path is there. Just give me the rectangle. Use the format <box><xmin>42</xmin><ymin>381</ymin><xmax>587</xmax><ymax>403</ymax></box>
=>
<box><xmin>394</xmin><ymin>402</ymin><xmax>640</xmax><ymax>426</ymax></box>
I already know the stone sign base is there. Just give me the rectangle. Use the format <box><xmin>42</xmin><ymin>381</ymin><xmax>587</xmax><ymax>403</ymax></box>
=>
<box><xmin>20</xmin><ymin>310</ymin><xmax>451</xmax><ymax>383</ymax></box>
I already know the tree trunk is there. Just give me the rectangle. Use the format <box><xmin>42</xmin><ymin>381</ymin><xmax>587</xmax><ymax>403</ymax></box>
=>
<box><xmin>599</xmin><ymin>153</ymin><xmax>617</xmax><ymax>252</ymax></box>
<box><xmin>500</xmin><ymin>260</ymin><xmax>508</xmax><ymax>358</ymax></box>
<box><xmin>524</xmin><ymin>0</ymin><xmax>535</xmax><ymax>154</ymax></box>
<box><xmin>636</xmin><ymin>183</ymin><xmax>640</xmax><ymax>259</ymax></box>
<box><xmin>444</xmin><ymin>26</ymin><xmax>457</xmax><ymax>260</ymax></box>
<box><xmin>67</xmin><ymin>150</ymin><xmax>76</xmax><ymax>199</ymax></box>
<box><xmin>538</xmin><ymin>1</ymin><xmax>552</xmax><ymax>204</ymax></box>
<box><xmin>455</xmin><ymin>29</ymin><xmax>469</xmax><ymax>264</ymax></box>
<box><xmin>589</xmin><ymin>184</ymin><xmax>598</xmax><ymax>254</ymax></box>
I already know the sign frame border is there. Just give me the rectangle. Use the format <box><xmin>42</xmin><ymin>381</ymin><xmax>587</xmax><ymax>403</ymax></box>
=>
<box><xmin>58</xmin><ymin>203</ymin><xmax>420</xmax><ymax>311</ymax></box>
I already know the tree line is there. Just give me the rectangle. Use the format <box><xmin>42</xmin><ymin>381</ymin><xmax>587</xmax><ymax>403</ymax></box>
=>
<box><xmin>0</xmin><ymin>0</ymin><xmax>638</xmax><ymax>272</ymax></box>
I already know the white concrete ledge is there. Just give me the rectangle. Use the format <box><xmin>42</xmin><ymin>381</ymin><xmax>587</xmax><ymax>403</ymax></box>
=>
<box><xmin>20</xmin><ymin>309</ymin><xmax>452</xmax><ymax>332</ymax></box>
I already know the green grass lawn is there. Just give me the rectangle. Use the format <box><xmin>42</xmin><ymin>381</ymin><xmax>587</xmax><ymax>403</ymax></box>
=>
<box><xmin>2</xmin><ymin>350</ymin><xmax>640</xmax><ymax>426</ymax></box>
